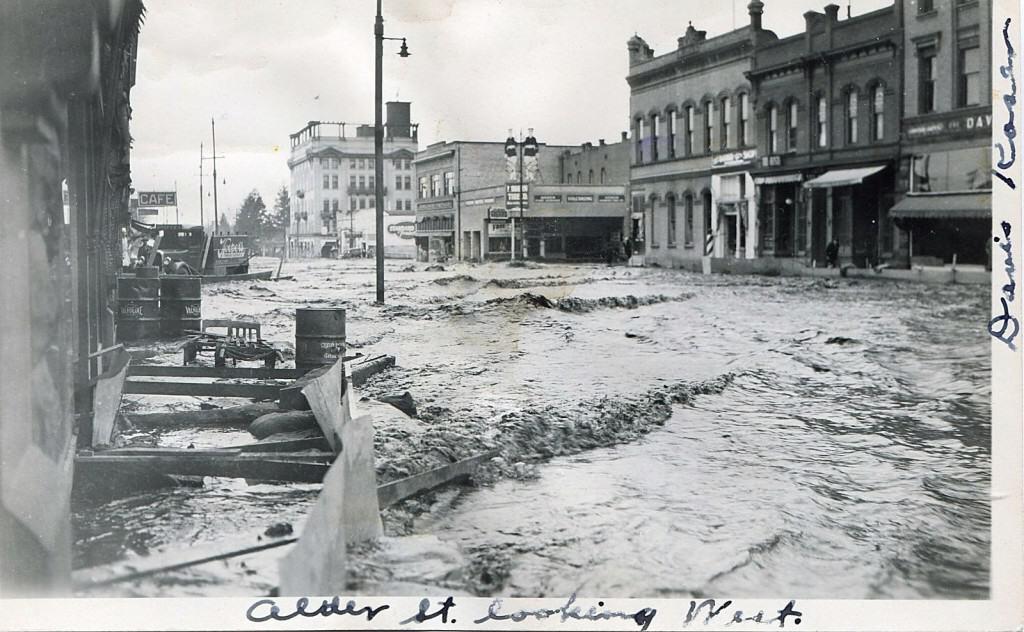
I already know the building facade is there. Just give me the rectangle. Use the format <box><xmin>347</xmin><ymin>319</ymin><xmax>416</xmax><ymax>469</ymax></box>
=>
<box><xmin>626</xmin><ymin>3</ymin><xmax>776</xmax><ymax>270</ymax></box>
<box><xmin>287</xmin><ymin>102</ymin><xmax>418</xmax><ymax>258</ymax></box>
<box><xmin>747</xmin><ymin>3</ymin><xmax>903</xmax><ymax>268</ymax></box>
<box><xmin>889</xmin><ymin>0</ymin><xmax>992</xmax><ymax>265</ymax></box>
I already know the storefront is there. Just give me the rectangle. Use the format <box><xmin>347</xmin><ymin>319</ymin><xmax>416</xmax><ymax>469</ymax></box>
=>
<box><xmin>754</xmin><ymin>172</ymin><xmax>806</xmax><ymax>259</ymax></box>
<box><xmin>802</xmin><ymin>164</ymin><xmax>893</xmax><ymax>268</ymax></box>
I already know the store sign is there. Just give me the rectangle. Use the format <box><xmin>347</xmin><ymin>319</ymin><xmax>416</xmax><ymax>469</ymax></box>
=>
<box><xmin>138</xmin><ymin>191</ymin><xmax>177</xmax><ymax>206</ymax></box>
<box><xmin>138</xmin><ymin>208</ymin><xmax>159</xmax><ymax>216</ymax></box>
<box><xmin>387</xmin><ymin>221</ymin><xmax>416</xmax><ymax>239</ymax></box>
<box><xmin>712</xmin><ymin>148</ymin><xmax>756</xmax><ymax>167</ymax></box>
<box><xmin>506</xmin><ymin>183</ymin><xmax>529</xmax><ymax>210</ymax></box>
<box><xmin>598</xmin><ymin>194</ymin><xmax>625</xmax><ymax>203</ymax></box>
<box><xmin>417</xmin><ymin>199</ymin><xmax>454</xmax><ymax>211</ymax></box>
<box><xmin>489</xmin><ymin>221</ymin><xmax>511</xmax><ymax>236</ymax></box>
<box><xmin>760</xmin><ymin>155</ymin><xmax>782</xmax><ymax>168</ymax></box>
<box><xmin>567</xmin><ymin>194</ymin><xmax>594</xmax><ymax>202</ymax></box>
<box><xmin>534</xmin><ymin>194</ymin><xmax>562</xmax><ymax>203</ymax></box>
<box><xmin>905</xmin><ymin>110</ymin><xmax>992</xmax><ymax>138</ymax></box>
<box><xmin>489</xmin><ymin>208</ymin><xmax>509</xmax><ymax>220</ymax></box>
<box><xmin>465</xmin><ymin>197</ymin><xmax>496</xmax><ymax>206</ymax></box>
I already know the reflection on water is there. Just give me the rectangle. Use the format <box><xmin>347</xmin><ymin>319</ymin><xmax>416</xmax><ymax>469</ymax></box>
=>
<box><xmin>73</xmin><ymin>259</ymin><xmax>990</xmax><ymax>599</ymax></box>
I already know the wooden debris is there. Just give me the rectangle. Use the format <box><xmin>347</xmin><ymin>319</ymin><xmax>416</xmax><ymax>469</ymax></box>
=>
<box><xmin>377</xmin><ymin>450</ymin><xmax>498</xmax><ymax>509</ymax></box>
<box><xmin>248</xmin><ymin>410</ymin><xmax>318</xmax><ymax>439</ymax></box>
<box><xmin>124</xmin><ymin>402</ymin><xmax>279</xmax><ymax>427</ymax></box>
<box><xmin>350</xmin><ymin>355</ymin><xmax>396</xmax><ymax>386</ymax></box>
<box><xmin>278</xmin><ymin>364</ymin><xmax>335</xmax><ymax>410</ymax></box>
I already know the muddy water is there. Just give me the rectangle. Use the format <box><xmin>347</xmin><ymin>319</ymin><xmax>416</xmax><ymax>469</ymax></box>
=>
<box><xmin>72</xmin><ymin>258</ymin><xmax>989</xmax><ymax>599</ymax></box>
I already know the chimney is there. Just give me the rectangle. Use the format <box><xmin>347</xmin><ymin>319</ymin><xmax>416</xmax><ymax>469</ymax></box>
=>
<box><xmin>824</xmin><ymin>4</ymin><xmax>839</xmax><ymax>47</ymax></box>
<box><xmin>621</xmin><ymin>131</ymin><xmax>629</xmax><ymax>142</ymax></box>
<box><xmin>599</xmin><ymin>139</ymin><xmax>606</xmax><ymax>146</ymax></box>
<box><xmin>804</xmin><ymin>11</ymin><xmax>821</xmax><ymax>53</ymax></box>
<box><xmin>748</xmin><ymin>0</ymin><xmax>764</xmax><ymax>31</ymax></box>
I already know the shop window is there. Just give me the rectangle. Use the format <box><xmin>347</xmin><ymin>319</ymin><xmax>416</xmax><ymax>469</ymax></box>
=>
<box><xmin>787</xmin><ymin>100</ymin><xmax>798</xmax><ymax>150</ymax></box>
<box><xmin>667</xmin><ymin>196</ymin><xmax>677</xmax><ymax>246</ymax></box>
<box><xmin>959</xmin><ymin>45</ymin><xmax>980</xmax><ymax>107</ymax></box>
<box><xmin>816</xmin><ymin>95</ymin><xmax>828</xmax><ymax>148</ymax></box>
<box><xmin>846</xmin><ymin>89</ymin><xmax>859</xmax><ymax>144</ymax></box>
<box><xmin>872</xmin><ymin>85</ymin><xmax>885</xmax><ymax>141</ymax></box>
<box><xmin>912</xmin><ymin>147</ymin><xmax>992</xmax><ymax>192</ymax></box>
<box><xmin>720</xmin><ymin>96</ymin><xmax>731</xmax><ymax>149</ymax></box>
<box><xmin>739</xmin><ymin>93</ymin><xmax>750</xmax><ymax>146</ymax></box>
<box><xmin>918</xmin><ymin>46</ymin><xmax>937</xmax><ymax>114</ymax></box>
<box><xmin>768</xmin><ymin>105</ymin><xmax>779</xmax><ymax>154</ymax></box>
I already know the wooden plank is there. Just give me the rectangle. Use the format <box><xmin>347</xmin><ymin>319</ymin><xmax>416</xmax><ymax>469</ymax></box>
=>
<box><xmin>125</xmin><ymin>402</ymin><xmax>279</xmax><ymax>427</ymax></box>
<box><xmin>376</xmin><ymin>450</ymin><xmax>498</xmax><ymax>509</ymax></box>
<box><xmin>279</xmin><ymin>364</ymin><xmax>335</xmax><ymax>411</ymax></box>
<box><xmin>234</xmin><ymin>437</ymin><xmax>331</xmax><ymax>453</ymax></box>
<box><xmin>124</xmin><ymin>381</ymin><xmax>282</xmax><ymax>399</ymax></box>
<box><xmin>350</xmin><ymin>355</ymin><xmax>396</xmax><ymax>387</ymax></box>
<box><xmin>74</xmin><ymin>454</ymin><xmax>331</xmax><ymax>483</ymax></box>
<box><xmin>128</xmin><ymin>365</ymin><xmax>304</xmax><ymax>379</ymax></box>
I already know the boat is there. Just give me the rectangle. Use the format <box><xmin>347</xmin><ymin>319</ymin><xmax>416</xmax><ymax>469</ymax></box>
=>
<box><xmin>130</xmin><ymin>220</ymin><xmax>274</xmax><ymax>283</ymax></box>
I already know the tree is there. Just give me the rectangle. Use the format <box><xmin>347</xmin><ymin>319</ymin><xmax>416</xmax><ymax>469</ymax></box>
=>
<box><xmin>270</xmin><ymin>185</ymin><xmax>290</xmax><ymax>231</ymax></box>
<box><xmin>216</xmin><ymin>213</ymin><xmax>232</xmax><ymax>234</ymax></box>
<box><xmin>234</xmin><ymin>190</ymin><xmax>269</xmax><ymax>240</ymax></box>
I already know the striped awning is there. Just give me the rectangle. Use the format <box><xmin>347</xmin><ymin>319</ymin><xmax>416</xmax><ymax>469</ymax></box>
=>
<box><xmin>889</xmin><ymin>192</ymin><xmax>991</xmax><ymax>219</ymax></box>
<box><xmin>803</xmin><ymin>165</ymin><xmax>886</xmax><ymax>188</ymax></box>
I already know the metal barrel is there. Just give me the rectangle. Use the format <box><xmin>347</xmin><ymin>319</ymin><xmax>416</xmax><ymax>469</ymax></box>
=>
<box><xmin>116</xmin><ymin>276</ymin><xmax>161</xmax><ymax>342</ymax></box>
<box><xmin>160</xmin><ymin>276</ymin><xmax>203</xmax><ymax>338</ymax></box>
<box><xmin>295</xmin><ymin>308</ymin><xmax>346</xmax><ymax>370</ymax></box>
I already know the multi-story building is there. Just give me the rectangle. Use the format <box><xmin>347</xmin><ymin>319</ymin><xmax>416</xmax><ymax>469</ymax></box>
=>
<box><xmin>413</xmin><ymin>137</ymin><xmax>629</xmax><ymax>261</ymax></box>
<box><xmin>627</xmin><ymin>2</ymin><xmax>776</xmax><ymax>270</ymax></box>
<box><xmin>560</xmin><ymin>134</ymin><xmax>632</xmax><ymax>186</ymax></box>
<box><xmin>286</xmin><ymin>102</ymin><xmax>418</xmax><ymax>258</ymax></box>
<box><xmin>888</xmin><ymin>0</ymin><xmax>992</xmax><ymax>265</ymax></box>
<box><xmin>747</xmin><ymin>3</ymin><xmax>903</xmax><ymax>269</ymax></box>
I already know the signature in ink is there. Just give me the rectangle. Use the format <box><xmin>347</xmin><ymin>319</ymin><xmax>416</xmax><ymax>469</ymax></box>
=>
<box><xmin>473</xmin><ymin>594</ymin><xmax>658</xmax><ymax>631</ymax></box>
<box><xmin>994</xmin><ymin>18</ymin><xmax>1017</xmax><ymax>190</ymax></box>
<box><xmin>245</xmin><ymin>596</ymin><xmax>389</xmax><ymax>623</ymax></box>
<box><xmin>684</xmin><ymin>599</ymin><xmax>803</xmax><ymax>628</ymax></box>
<box><xmin>990</xmin><ymin>221</ymin><xmax>1019</xmax><ymax>350</ymax></box>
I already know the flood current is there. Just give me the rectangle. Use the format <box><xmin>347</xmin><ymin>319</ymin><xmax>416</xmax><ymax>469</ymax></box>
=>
<box><xmin>72</xmin><ymin>258</ymin><xmax>990</xmax><ymax>599</ymax></box>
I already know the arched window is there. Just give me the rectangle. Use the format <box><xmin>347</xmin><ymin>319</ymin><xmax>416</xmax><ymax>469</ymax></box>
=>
<box><xmin>651</xmin><ymin>113</ymin><xmax>660</xmax><ymax>161</ymax></box>
<box><xmin>703</xmin><ymin>101</ymin><xmax>714</xmax><ymax>153</ymax></box>
<box><xmin>787</xmin><ymin>100</ymin><xmax>798</xmax><ymax>150</ymax></box>
<box><xmin>667</xmin><ymin>195</ymin><xmax>677</xmax><ymax>246</ymax></box>
<box><xmin>684</xmin><ymin>105</ymin><xmax>695</xmax><ymax>155</ymax></box>
<box><xmin>600</xmin><ymin>167</ymin><xmax>607</xmax><ymax>184</ymax></box>
<box><xmin>720</xmin><ymin>96</ymin><xmax>731</xmax><ymax>149</ymax></box>
<box><xmin>683</xmin><ymin>194</ymin><xmax>694</xmax><ymax>246</ymax></box>
<box><xmin>566</xmin><ymin>172</ymin><xmax>573</xmax><ymax>184</ymax></box>
<box><xmin>667</xmin><ymin>110</ymin><xmax>677</xmax><ymax>158</ymax></box>
<box><xmin>768</xmin><ymin>104</ymin><xmax>779</xmax><ymax>154</ymax></box>
<box><xmin>846</xmin><ymin>89</ymin><xmax>859</xmax><ymax>144</ymax></box>
<box><xmin>816</xmin><ymin>94</ymin><xmax>828</xmax><ymax>148</ymax></box>
<box><xmin>872</xmin><ymin>85</ymin><xmax>885</xmax><ymax>141</ymax></box>
<box><xmin>635</xmin><ymin>117</ymin><xmax>645</xmax><ymax>164</ymax></box>
<box><xmin>738</xmin><ymin>93</ymin><xmax>750</xmax><ymax>146</ymax></box>
<box><xmin>588</xmin><ymin>169</ymin><xmax>594</xmax><ymax>184</ymax></box>
<box><xmin>577</xmin><ymin>171</ymin><xmax>582</xmax><ymax>183</ymax></box>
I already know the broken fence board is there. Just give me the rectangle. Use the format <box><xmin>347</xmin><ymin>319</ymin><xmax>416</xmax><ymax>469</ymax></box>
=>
<box><xmin>129</xmin><ymin>365</ymin><xmax>306</xmax><ymax>380</ymax></box>
<box><xmin>377</xmin><ymin>450</ymin><xmax>498</xmax><ymax>509</ymax></box>
<box><xmin>124</xmin><ymin>381</ymin><xmax>282</xmax><ymax>399</ymax></box>
<box><xmin>74</xmin><ymin>454</ymin><xmax>331</xmax><ymax>484</ymax></box>
<box><xmin>125</xmin><ymin>402</ymin><xmax>280</xmax><ymax>427</ymax></box>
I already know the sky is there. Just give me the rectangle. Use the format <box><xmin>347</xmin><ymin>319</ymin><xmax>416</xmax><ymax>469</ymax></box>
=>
<box><xmin>130</xmin><ymin>0</ymin><xmax>892</xmax><ymax>226</ymax></box>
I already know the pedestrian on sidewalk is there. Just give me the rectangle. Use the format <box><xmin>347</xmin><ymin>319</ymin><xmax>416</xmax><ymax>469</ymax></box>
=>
<box><xmin>825</xmin><ymin>238</ymin><xmax>840</xmax><ymax>268</ymax></box>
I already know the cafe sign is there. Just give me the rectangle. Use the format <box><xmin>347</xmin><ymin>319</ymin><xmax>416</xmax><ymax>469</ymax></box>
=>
<box><xmin>138</xmin><ymin>191</ymin><xmax>177</xmax><ymax>206</ymax></box>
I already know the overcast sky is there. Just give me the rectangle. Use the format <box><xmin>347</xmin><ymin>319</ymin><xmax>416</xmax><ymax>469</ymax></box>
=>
<box><xmin>130</xmin><ymin>0</ymin><xmax>891</xmax><ymax>226</ymax></box>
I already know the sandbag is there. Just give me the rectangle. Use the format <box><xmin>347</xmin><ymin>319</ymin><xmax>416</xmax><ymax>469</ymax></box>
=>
<box><xmin>248</xmin><ymin>410</ymin><xmax>319</xmax><ymax>439</ymax></box>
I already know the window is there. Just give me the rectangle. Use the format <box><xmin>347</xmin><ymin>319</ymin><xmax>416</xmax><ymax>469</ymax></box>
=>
<box><xmin>358</xmin><ymin>159</ymin><xmax>366</xmax><ymax>169</ymax></box>
<box><xmin>444</xmin><ymin>171</ymin><xmax>454</xmax><ymax>195</ymax></box>
<box><xmin>419</xmin><ymin>176</ymin><xmax>428</xmax><ymax>199</ymax></box>
<box><xmin>396</xmin><ymin>175</ymin><xmax>402</xmax><ymax>190</ymax></box>
<box><xmin>768</xmin><ymin>105</ymin><xmax>779</xmax><ymax>154</ymax></box>
<box><xmin>431</xmin><ymin>174</ymin><xmax>441</xmax><ymax>197</ymax></box>
<box><xmin>369</xmin><ymin>197</ymin><xmax>375</xmax><ymax>209</ymax></box>
<box><xmin>405</xmin><ymin>200</ymin><xmax>412</xmax><ymax>211</ymax></box>
<box><xmin>704</xmin><ymin>101</ymin><xmax>714</xmax><ymax>153</ymax></box>
<box><xmin>359</xmin><ymin>198</ymin><xmax>366</xmax><ymax>209</ymax></box>
<box><xmin>350</xmin><ymin>175</ymin><xmax>356</xmax><ymax>189</ymax></box>
<box><xmin>872</xmin><ymin>85</ymin><xmax>885</xmax><ymax>141</ymax></box>
<box><xmin>918</xmin><ymin>0</ymin><xmax>934</xmax><ymax>12</ymax></box>
<box><xmin>787</xmin><ymin>101</ymin><xmax>798</xmax><ymax>150</ymax></box>
<box><xmin>358</xmin><ymin>175</ymin><xmax>366</xmax><ymax>189</ymax></box>
<box><xmin>332</xmin><ymin>175</ymin><xmax>339</xmax><ymax>189</ymax></box>
<box><xmin>566</xmin><ymin>173</ymin><xmax>573</xmax><ymax>184</ymax></box>
<box><xmin>635</xmin><ymin>118</ymin><xmax>644</xmax><ymax>164</ymax></box>
<box><xmin>667</xmin><ymin>196</ymin><xmax>677</xmax><ymax>245</ymax></box>
<box><xmin>919</xmin><ymin>47</ymin><xmax>937</xmax><ymax>114</ymax></box>
<box><xmin>350</xmin><ymin>159</ymin><xmax>356</xmax><ymax>168</ymax></box>
<box><xmin>816</xmin><ymin>95</ymin><xmax>828</xmax><ymax>148</ymax></box>
<box><xmin>739</xmin><ymin>93</ymin><xmax>750</xmax><ymax>146</ymax></box>
<box><xmin>720</xmin><ymin>97</ymin><xmax>731</xmax><ymax>149</ymax></box>
<box><xmin>667</xmin><ymin>111</ymin><xmax>677</xmax><ymax>158</ymax></box>
<box><xmin>846</xmin><ymin>90</ymin><xmax>858</xmax><ymax>144</ymax></box>
<box><xmin>912</xmin><ymin>147</ymin><xmax>992</xmax><ymax>192</ymax></box>
<box><xmin>683</xmin><ymin>195</ymin><xmax>694</xmax><ymax>246</ymax></box>
<box><xmin>323</xmin><ymin>175</ymin><xmax>330</xmax><ymax>189</ymax></box>
<box><xmin>959</xmin><ymin>46</ymin><xmax>980</xmax><ymax>106</ymax></box>
<box><xmin>600</xmin><ymin>167</ymin><xmax>607</xmax><ymax>184</ymax></box>
<box><xmin>332</xmin><ymin>199</ymin><xmax>339</xmax><ymax>211</ymax></box>
<box><xmin>405</xmin><ymin>159</ymin><xmax>412</xmax><ymax>170</ymax></box>
<box><xmin>323</xmin><ymin>200</ymin><xmax>330</xmax><ymax>213</ymax></box>
<box><xmin>685</xmin><ymin>106</ymin><xmax>694</xmax><ymax>155</ymax></box>
<box><xmin>651</xmin><ymin>114</ymin><xmax>660</xmax><ymax>161</ymax></box>
<box><xmin>588</xmin><ymin>169</ymin><xmax>594</xmax><ymax>184</ymax></box>
<box><xmin>368</xmin><ymin>175</ymin><xmax>375</xmax><ymax>189</ymax></box>
<box><xmin>349</xmin><ymin>197</ymin><xmax>356</xmax><ymax>211</ymax></box>
<box><xmin>404</xmin><ymin>175</ymin><xmax>411</xmax><ymax>190</ymax></box>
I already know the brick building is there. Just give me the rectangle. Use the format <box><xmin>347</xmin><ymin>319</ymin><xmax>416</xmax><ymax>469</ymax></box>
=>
<box><xmin>287</xmin><ymin>102</ymin><xmax>418</xmax><ymax>258</ymax></box>
<box><xmin>560</xmin><ymin>134</ymin><xmax>632</xmax><ymax>186</ymax></box>
<box><xmin>626</xmin><ymin>2</ymin><xmax>777</xmax><ymax>270</ymax></box>
<box><xmin>747</xmin><ymin>3</ymin><xmax>903</xmax><ymax>269</ymax></box>
<box><xmin>889</xmin><ymin>0</ymin><xmax>992</xmax><ymax>265</ymax></box>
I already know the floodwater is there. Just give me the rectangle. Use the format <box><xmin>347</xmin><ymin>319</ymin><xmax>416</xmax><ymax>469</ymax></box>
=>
<box><xmin>72</xmin><ymin>257</ymin><xmax>990</xmax><ymax>599</ymax></box>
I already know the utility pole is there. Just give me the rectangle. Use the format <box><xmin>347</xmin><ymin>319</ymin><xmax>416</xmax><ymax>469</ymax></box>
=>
<box><xmin>199</xmin><ymin>143</ymin><xmax>204</xmax><ymax>229</ymax></box>
<box><xmin>211</xmin><ymin>117</ymin><xmax>220</xmax><ymax>234</ymax></box>
<box><xmin>374</xmin><ymin>0</ymin><xmax>385</xmax><ymax>303</ymax></box>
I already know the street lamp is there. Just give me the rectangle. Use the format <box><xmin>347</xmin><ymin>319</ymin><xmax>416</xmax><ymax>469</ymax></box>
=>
<box><xmin>374</xmin><ymin>0</ymin><xmax>410</xmax><ymax>304</ymax></box>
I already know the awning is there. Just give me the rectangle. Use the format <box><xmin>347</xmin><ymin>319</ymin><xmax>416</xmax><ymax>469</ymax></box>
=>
<box><xmin>888</xmin><ymin>192</ymin><xmax>991</xmax><ymax>219</ymax></box>
<box><xmin>754</xmin><ymin>173</ymin><xmax>804</xmax><ymax>185</ymax></box>
<box><xmin>803</xmin><ymin>165</ymin><xmax>886</xmax><ymax>189</ymax></box>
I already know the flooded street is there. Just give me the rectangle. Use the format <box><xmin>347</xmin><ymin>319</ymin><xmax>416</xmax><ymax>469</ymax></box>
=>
<box><xmin>73</xmin><ymin>257</ymin><xmax>990</xmax><ymax>599</ymax></box>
